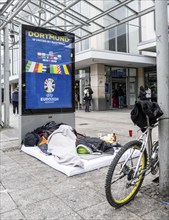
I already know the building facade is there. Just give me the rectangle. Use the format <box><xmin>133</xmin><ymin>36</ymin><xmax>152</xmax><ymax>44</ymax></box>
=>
<box><xmin>1</xmin><ymin>0</ymin><xmax>169</xmax><ymax>110</ymax></box>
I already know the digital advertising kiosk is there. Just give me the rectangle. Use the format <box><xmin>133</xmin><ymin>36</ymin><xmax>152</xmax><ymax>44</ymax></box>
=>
<box><xmin>19</xmin><ymin>24</ymin><xmax>75</xmax><ymax>141</ymax></box>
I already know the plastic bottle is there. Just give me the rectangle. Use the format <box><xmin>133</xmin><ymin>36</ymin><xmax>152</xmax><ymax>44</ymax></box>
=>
<box><xmin>112</xmin><ymin>133</ymin><xmax>117</xmax><ymax>145</ymax></box>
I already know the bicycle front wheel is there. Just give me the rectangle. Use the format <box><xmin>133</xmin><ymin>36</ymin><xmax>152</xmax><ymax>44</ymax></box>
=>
<box><xmin>105</xmin><ymin>140</ymin><xmax>147</xmax><ymax>208</ymax></box>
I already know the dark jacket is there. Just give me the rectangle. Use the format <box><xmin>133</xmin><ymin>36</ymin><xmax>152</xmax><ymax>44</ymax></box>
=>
<box><xmin>138</xmin><ymin>86</ymin><xmax>146</xmax><ymax>100</ymax></box>
<box><xmin>112</xmin><ymin>90</ymin><xmax>118</xmax><ymax>99</ymax></box>
<box><xmin>118</xmin><ymin>88</ymin><xmax>124</xmax><ymax>96</ymax></box>
<box><xmin>12</xmin><ymin>90</ymin><xmax>18</xmax><ymax>102</ymax></box>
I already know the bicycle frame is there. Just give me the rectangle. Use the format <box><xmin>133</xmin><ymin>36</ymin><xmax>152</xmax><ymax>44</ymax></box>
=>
<box><xmin>133</xmin><ymin>117</ymin><xmax>158</xmax><ymax>179</ymax></box>
<box><xmin>118</xmin><ymin>118</ymin><xmax>158</xmax><ymax>181</ymax></box>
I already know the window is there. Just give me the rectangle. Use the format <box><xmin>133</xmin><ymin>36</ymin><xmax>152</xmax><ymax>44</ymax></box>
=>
<box><xmin>117</xmin><ymin>24</ymin><xmax>127</xmax><ymax>52</ymax></box>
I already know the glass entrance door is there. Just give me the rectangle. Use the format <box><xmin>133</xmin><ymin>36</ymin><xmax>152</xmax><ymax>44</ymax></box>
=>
<box><xmin>105</xmin><ymin>66</ymin><xmax>138</xmax><ymax>109</ymax></box>
<box><xmin>128</xmin><ymin>68</ymin><xmax>137</xmax><ymax>107</ymax></box>
<box><xmin>111</xmin><ymin>68</ymin><xmax>127</xmax><ymax>108</ymax></box>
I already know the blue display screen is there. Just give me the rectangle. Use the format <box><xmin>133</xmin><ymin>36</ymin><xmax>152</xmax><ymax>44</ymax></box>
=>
<box><xmin>22</xmin><ymin>25</ymin><xmax>75</xmax><ymax>114</ymax></box>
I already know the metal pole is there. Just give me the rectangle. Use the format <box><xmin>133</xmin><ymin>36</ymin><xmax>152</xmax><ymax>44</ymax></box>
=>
<box><xmin>4</xmin><ymin>25</ymin><xmax>10</xmax><ymax>127</ymax></box>
<box><xmin>0</xmin><ymin>0</ymin><xmax>31</xmax><ymax>30</ymax></box>
<box><xmin>79</xmin><ymin>72</ymin><xmax>84</xmax><ymax>108</ymax></box>
<box><xmin>155</xmin><ymin>0</ymin><xmax>169</xmax><ymax>196</ymax></box>
<box><xmin>41</xmin><ymin>0</ymin><xmax>80</xmax><ymax>26</ymax></box>
<box><xmin>0</xmin><ymin>30</ymin><xmax>2</xmax><ymax>126</ymax></box>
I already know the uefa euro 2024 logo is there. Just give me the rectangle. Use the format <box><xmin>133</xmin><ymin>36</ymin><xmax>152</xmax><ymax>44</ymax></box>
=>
<box><xmin>41</xmin><ymin>78</ymin><xmax>59</xmax><ymax>102</ymax></box>
<box><xmin>44</xmin><ymin>78</ymin><xmax>55</xmax><ymax>94</ymax></box>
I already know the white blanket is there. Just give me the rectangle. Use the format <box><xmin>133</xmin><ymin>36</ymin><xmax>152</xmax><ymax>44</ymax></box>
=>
<box><xmin>47</xmin><ymin>125</ymin><xmax>84</xmax><ymax>168</ymax></box>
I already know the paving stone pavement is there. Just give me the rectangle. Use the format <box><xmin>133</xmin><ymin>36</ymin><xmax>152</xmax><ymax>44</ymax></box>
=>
<box><xmin>0</xmin><ymin>107</ymin><xmax>169</xmax><ymax>220</ymax></box>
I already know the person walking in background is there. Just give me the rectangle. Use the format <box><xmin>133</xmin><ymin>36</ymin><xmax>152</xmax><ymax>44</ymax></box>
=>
<box><xmin>145</xmin><ymin>86</ymin><xmax>151</xmax><ymax>101</ymax></box>
<box><xmin>75</xmin><ymin>90</ymin><xmax>80</xmax><ymax>109</ymax></box>
<box><xmin>11</xmin><ymin>87</ymin><xmax>19</xmax><ymax>114</ymax></box>
<box><xmin>112</xmin><ymin>89</ymin><xmax>119</xmax><ymax>108</ymax></box>
<box><xmin>118</xmin><ymin>85</ymin><xmax>124</xmax><ymax>108</ymax></box>
<box><xmin>138</xmin><ymin>85</ymin><xmax>146</xmax><ymax>101</ymax></box>
<box><xmin>83</xmin><ymin>84</ymin><xmax>93</xmax><ymax>112</ymax></box>
<box><xmin>151</xmin><ymin>86</ymin><xmax>157</xmax><ymax>102</ymax></box>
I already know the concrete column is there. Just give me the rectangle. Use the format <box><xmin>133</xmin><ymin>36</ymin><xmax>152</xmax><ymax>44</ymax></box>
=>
<box><xmin>137</xmin><ymin>68</ymin><xmax>144</xmax><ymax>92</ymax></box>
<box><xmin>155</xmin><ymin>0</ymin><xmax>169</xmax><ymax>196</ymax></box>
<box><xmin>4</xmin><ymin>25</ymin><xmax>10</xmax><ymax>127</ymax></box>
<box><xmin>90</xmin><ymin>64</ymin><xmax>106</xmax><ymax>110</ymax></box>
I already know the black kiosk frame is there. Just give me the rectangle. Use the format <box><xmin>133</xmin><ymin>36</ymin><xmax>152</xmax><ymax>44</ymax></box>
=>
<box><xmin>21</xmin><ymin>24</ymin><xmax>75</xmax><ymax>115</ymax></box>
<box><xmin>19</xmin><ymin>25</ymin><xmax>75</xmax><ymax>141</ymax></box>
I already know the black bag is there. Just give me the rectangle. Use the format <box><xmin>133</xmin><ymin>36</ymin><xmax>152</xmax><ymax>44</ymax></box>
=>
<box><xmin>33</xmin><ymin>121</ymin><xmax>65</xmax><ymax>137</ymax></box>
<box><xmin>131</xmin><ymin>101</ymin><xmax>163</xmax><ymax>130</ymax></box>
<box><xmin>131</xmin><ymin>102</ymin><xmax>147</xmax><ymax>129</ymax></box>
<box><xmin>23</xmin><ymin>132</ymin><xmax>41</xmax><ymax>147</ymax></box>
<box><xmin>142</xmin><ymin>101</ymin><xmax>163</xmax><ymax>119</ymax></box>
<box><xmin>22</xmin><ymin>122</ymin><xmax>69</xmax><ymax>147</ymax></box>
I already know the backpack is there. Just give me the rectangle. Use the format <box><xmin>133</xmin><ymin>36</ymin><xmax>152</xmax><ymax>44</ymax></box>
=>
<box><xmin>131</xmin><ymin>101</ymin><xmax>163</xmax><ymax>131</ymax></box>
<box><xmin>130</xmin><ymin>102</ymin><xmax>147</xmax><ymax>130</ymax></box>
<box><xmin>84</xmin><ymin>88</ymin><xmax>89</xmax><ymax>97</ymax></box>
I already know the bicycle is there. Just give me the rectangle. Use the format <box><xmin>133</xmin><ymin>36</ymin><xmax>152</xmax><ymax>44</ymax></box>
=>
<box><xmin>105</xmin><ymin>101</ymin><xmax>163</xmax><ymax>208</ymax></box>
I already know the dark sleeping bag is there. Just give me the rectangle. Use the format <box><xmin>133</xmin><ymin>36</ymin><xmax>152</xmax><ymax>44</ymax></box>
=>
<box><xmin>76</xmin><ymin>134</ymin><xmax>116</xmax><ymax>154</ymax></box>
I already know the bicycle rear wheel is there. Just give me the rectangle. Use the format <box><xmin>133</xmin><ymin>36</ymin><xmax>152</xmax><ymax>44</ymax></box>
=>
<box><xmin>105</xmin><ymin>140</ymin><xmax>147</xmax><ymax>208</ymax></box>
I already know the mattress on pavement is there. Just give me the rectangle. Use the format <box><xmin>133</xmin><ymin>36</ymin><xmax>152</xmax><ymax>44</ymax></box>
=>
<box><xmin>21</xmin><ymin>145</ymin><xmax>118</xmax><ymax>176</ymax></box>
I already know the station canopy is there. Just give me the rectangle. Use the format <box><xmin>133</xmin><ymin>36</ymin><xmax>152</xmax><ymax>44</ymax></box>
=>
<box><xmin>0</xmin><ymin>0</ymin><xmax>160</xmax><ymax>43</ymax></box>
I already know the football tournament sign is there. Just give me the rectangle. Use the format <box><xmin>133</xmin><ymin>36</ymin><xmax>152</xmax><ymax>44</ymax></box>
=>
<box><xmin>21</xmin><ymin>25</ymin><xmax>75</xmax><ymax>114</ymax></box>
